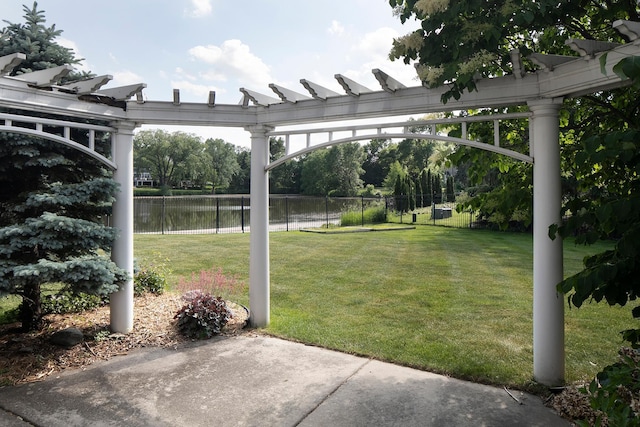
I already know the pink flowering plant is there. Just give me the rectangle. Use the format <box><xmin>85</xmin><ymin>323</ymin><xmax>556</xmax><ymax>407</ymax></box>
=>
<box><xmin>176</xmin><ymin>267</ymin><xmax>246</xmax><ymax>302</ymax></box>
<box><xmin>173</xmin><ymin>266</ymin><xmax>246</xmax><ymax>339</ymax></box>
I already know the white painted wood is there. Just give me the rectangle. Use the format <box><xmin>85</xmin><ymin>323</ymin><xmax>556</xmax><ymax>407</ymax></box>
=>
<box><xmin>61</xmin><ymin>75</ymin><xmax>112</xmax><ymax>93</ymax></box>
<box><xmin>240</xmin><ymin>88</ymin><xmax>282</xmax><ymax>106</ymax></box>
<box><xmin>529</xmin><ymin>54</ymin><xmax>575</xmax><ymax>71</ymax></box>
<box><xmin>335</xmin><ymin>74</ymin><xmax>372</xmax><ymax>96</ymax></box>
<box><xmin>248</xmin><ymin>125</ymin><xmax>273</xmax><ymax>327</ymax></box>
<box><xmin>110</xmin><ymin>122</ymin><xmax>137</xmax><ymax>333</ymax></box>
<box><xmin>565</xmin><ymin>39</ymin><xmax>620</xmax><ymax>57</ymax></box>
<box><xmin>97</xmin><ymin>83</ymin><xmax>146</xmax><ymax>100</ymax></box>
<box><xmin>529</xmin><ymin>98</ymin><xmax>565</xmax><ymax>387</ymax></box>
<box><xmin>373</xmin><ymin>68</ymin><xmax>406</xmax><ymax>92</ymax></box>
<box><xmin>269</xmin><ymin>84</ymin><xmax>312</xmax><ymax>103</ymax></box>
<box><xmin>300</xmin><ymin>79</ymin><xmax>340</xmax><ymax>99</ymax></box>
<box><xmin>11</xmin><ymin>64</ymin><xmax>73</xmax><ymax>85</ymax></box>
<box><xmin>0</xmin><ymin>53</ymin><xmax>25</xmax><ymax>75</ymax></box>
<box><xmin>613</xmin><ymin>20</ymin><xmax>640</xmax><ymax>41</ymax></box>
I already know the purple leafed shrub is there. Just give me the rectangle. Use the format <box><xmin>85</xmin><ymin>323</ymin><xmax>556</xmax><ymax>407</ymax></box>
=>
<box><xmin>174</xmin><ymin>293</ymin><xmax>232</xmax><ymax>339</ymax></box>
<box><xmin>176</xmin><ymin>267</ymin><xmax>245</xmax><ymax>301</ymax></box>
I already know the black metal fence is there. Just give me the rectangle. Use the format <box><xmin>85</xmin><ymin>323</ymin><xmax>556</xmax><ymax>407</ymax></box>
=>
<box><xmin>132</xmin><ymin>195</ymin><xmax>477</xmax><ymax>234</ymax></box>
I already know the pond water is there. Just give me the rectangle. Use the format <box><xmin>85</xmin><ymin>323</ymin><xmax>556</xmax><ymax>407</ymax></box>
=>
<box><xmin>133</xmin><ymin>195</ymin><xmax>382</xmax><ymax>234</ymax></box>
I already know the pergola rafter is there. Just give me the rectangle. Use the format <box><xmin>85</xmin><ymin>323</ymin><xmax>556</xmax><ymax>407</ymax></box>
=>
<box><xmin>1</xmin><ymin>19</ymin><xmax>639</xmax><ymax>387</ymax></box>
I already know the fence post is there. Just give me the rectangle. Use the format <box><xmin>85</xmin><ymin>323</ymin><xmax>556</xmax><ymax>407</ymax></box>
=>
<box><xmin>161</xmin><ymin>195</ymin><xmax>166</xmax><ymax>235</ymax></box>
<box><xmin>216</xmin><ymin>197</ymin><xmax>220</xmax><ymax>233</ymax></box>
<box><xmin>241</xmin><ymin>196</ymin><xmax>245</xmax><ymax>233</ymax></box>
<box><xmin>285</xmin><ymin>196</ymin><xmax>289</xmax><ymax>232</ymax></box>
<box><xmin>361</xmin><ymin>196</ymin><xmax>364</xmax><ymax>226</ymax></box>
<box><xmin>325</xmin><ymin>196</ymin><xmax>329</xmax><ymax>229</ymax></box>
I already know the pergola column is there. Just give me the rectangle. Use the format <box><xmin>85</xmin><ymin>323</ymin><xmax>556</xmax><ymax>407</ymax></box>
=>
<box><xmin>528</xmin><ymin>98</ymin><xmax>565</xmax><ymax>386</ymax></box>
<box><xmin>247</xmin><ymin>124</ymin><xmax>273</xmax><ymax>327</ymax></box>
<box><xmin>110</xmin><ymin>121</ymin><xmax>137</xmax><ymax>333</ymax></box>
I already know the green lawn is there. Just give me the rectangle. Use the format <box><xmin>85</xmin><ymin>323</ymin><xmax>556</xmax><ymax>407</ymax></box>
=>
<box><xmin>132</xmin><ymin>226</ymin><xmax>632</xmax><ymax>389</ymax></box>
<box><xmin>2</xmin><ymin>226</ymin><xmax>631</xmax><ymax>389</ymax></box>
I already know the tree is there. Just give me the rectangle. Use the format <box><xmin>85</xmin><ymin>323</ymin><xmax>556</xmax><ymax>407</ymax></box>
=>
<box><xmin>362</xmin><ymin>138</ymin><xmax>391</xmax><ymax>187</ymax></box>
<box><xmin>204</xmin><ymin>138</ymin><xmax>240</xmax><ymax>194</ymax></box>
<box><xmin>134</xmin><ymin>130</ymin><xmax>204</xmax><ymax>189</ymax></box>
<box><xmin>389</xmin><ymin>0</ymin><xmax>637</xmax><ymax>102</ymax></box>
<box><xmin>446</xmin><ymin>175</ymin><xmax>455</xmax><ymax>203</ymax></box>
<box><xmin>300</xmin><ymin>143</ymin><xmax>365</xmax><ymax>196</ymax></box>
<box><xmin>269</xmin><ymin>138</ymin><xmax>302</xmax><ymax>194</ymax></box>
<box><xmin>432</xmin><ymin>173</ymin><xmax>443</xmax><ymax>205</ymax></box>
<box><xmin>326</xmin><ymin>142</ymin><xmax>365</xmax><ymax>196</ymax></box>
<box><xmin>0</xmin><ymin>2</ymin><xmax>86</xmax><ymax>80</ymax></box>
<box><xmin>383</xmin><ymin>160</ymin><xmax>406</xmax><ymax>190</ymax></box>
<box><xmin>420</xmin><ymin>168</ymin><xmax>432</xmax><ymax>207</ymax></box>
<box><xmin>228</xmin><ymin>147</ymin><xmax>251</xmax><ymax>193</ymax></box>
<box><xmin>0</xmin><ymin>3</ymin><xmax>126</xmax><ymax>330</ymax></box>
<box><xmin>300</xmin><ymin>149</ymin><xmax>329</xmax><ymax>195</ymax></box>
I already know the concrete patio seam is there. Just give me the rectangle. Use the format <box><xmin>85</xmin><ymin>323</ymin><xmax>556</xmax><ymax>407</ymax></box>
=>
<box><xmin>293</xmin><ymin>358</ymin><xmax>372</xmax><ymax>426</ymax></box>
<box><xmin>0</xmin><ymin>406</ymin><xmax>36</xmax><ymax>426</ymax></box>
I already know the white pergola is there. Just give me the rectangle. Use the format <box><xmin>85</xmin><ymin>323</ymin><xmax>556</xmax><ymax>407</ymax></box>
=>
<box><xmin>1</xmin><ymin>20</ymin><xmax>639</xmax><ymax>386</ymax></box>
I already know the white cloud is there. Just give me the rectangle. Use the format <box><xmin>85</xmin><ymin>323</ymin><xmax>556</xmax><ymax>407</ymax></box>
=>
<box><xmin>188</xmin><ymin>39</ymin><xmax>273</xmax><ymax>88</ymax></box>
<box><xmin>327</xmin><ymin>20</ymin><xmax>345</xmax><ymax>36</ymax></box>
<box><xmin>338</xmin><ymin>26</ymin><xmax>419</xmax><ymax>88</ymax></box>
<box><xmin>110</xmin><ymin>70</ymin><xmax>145</xmax><ymax>86</ymax></box>
<box><xmin>170</xmin><ymin>79</ymin><xmax>219</xmax><ymax>99</ymax></box>
<box><xmin>354</xmin><ymin>27</ymin><xmax>399</xmax><ymax>62</ymax></box>
<box><xmin>185</xmin><ymin>0</ymin><xmax>212</xmax><ymax>17</ymax></box>
<box><xmin>56</xmin><ymin>37</ymin><xmax>91</xmax><ymax>73</ymax></box>
<box><xmin>175</xmin><ymin>67</ymin><xmax>197</xmax><ymax>81</ymax></box>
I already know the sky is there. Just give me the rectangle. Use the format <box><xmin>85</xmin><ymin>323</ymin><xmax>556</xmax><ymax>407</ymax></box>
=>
<box><xmin>2</xmin><ymin>0</ymin><xmax>422</xmax><ymax>148</ymax></box>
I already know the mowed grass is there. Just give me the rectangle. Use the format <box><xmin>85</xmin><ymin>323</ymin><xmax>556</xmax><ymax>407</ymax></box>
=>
<box><xmin>133</xmin><ymin>226</ymin><xmax>633</xmax><ymax>389</ymax></box>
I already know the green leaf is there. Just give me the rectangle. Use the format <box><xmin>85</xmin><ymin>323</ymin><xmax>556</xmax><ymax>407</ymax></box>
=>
<box><xmin>599</xmin><ymin>52</ymin><xmax>608</xmax><ymax>75</ymax></box>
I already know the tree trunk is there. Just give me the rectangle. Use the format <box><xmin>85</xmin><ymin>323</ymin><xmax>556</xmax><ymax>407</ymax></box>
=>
<box><xmin>20</xmin><ymin>282</ymin><xmax>43</xmax><ymax>331</ymax></box>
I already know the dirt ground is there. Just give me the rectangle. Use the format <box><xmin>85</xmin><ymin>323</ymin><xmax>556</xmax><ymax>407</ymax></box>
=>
<box><xmin>0</xmin><ymin>293</ymin><xmax>248</xmax><ymax>386</ymax></box>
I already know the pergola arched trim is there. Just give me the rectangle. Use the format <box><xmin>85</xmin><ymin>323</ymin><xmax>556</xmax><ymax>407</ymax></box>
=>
<box><xmin>0</xmin><ymin>126</ymin><xmax>117</xmax><ymax>170</ymax></box>
<box><xmin>267</xmin><ymin>132</ymin><xmax>532</xmax><ymax>171</ymax></box>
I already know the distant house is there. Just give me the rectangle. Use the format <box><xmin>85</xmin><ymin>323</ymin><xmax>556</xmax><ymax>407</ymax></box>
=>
<box><xmin>134</xmin><ymin>172</ymin><xmax>154</xmax><ymax>187</ymax></box>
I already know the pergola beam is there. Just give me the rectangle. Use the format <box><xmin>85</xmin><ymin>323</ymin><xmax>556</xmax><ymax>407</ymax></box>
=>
<box><xmin>61</xmin><ymin>75</ymin><xmax>113</xmax><ymax>94</ymax></box>
<box><xmin>529</xmin><ymin>54</ymin><xmax>575</xmax><ymax>72</ymax></box>
<box><xmin>613</xmin><ymin>19</ymin><xmax>640</xmax><ymax>42</ymax></box>
<box><xmin>300</xmin><ymin>79</ymin><xmax>340</xmax><ymax>99</ymax></box>
<box><xmin>269</xmin><ymin>83</ymin><xmax>312</xmax><ymax>103</ymax></box>
<box><xmin>0</xmin><ymin>52</ymin><xmax>26</xmax><ymax>75</ymax></box>
<box><xmin>97</xmin><ymin>83</ymin><xmax>147</xmax><ymax>101</ymax></box>
<box><xmin>240</xmin><ymin>87</ymin><xmax>282</xmax><ymax>107</ymax></box>
<box><xmin>565</xmin><ymin>39</ymin><xmax>620</xmax><ymax>57</ymax></box>
<box><xmin>11</xmin><ymin>64</ymin><xmax>73</xmax><ymax>86</ymax></box>
<box><xmin>335</xmin><ymin>74</ymin><xmax>372</xmax><ymax>96</ymax></box>
<box><xmin>373</xmin><ymin>68</ymin><xmax>406</xmax><ymax>92</ymax></box>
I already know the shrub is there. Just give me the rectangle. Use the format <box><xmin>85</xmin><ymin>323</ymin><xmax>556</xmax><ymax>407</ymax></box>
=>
<box><xmin>134</xmin><ymin>256</ymin><xmax>170</xmax><ymax>296</ymax></box>
<box><xmin>175</xmin><ymin>267</ymin><xmax>245</xmax><ymax>301</ymax></box>
<box><xmin>42</xmin><ymin>291</ymin><xmax>109</xmax><ymax>314</ymax></box>
<box><xmin>174</xmin><ymin>293</ymin><xmax>232</xmax><ymax>339</ymax></box>
<box><xmin>340</xmin><ymin>206</ymin><xmax>387</xmax><ymax>226</ymax></box>
<box><xmin>578</xmin><ymin>347</ymin><xmax>640</xmax><ymax>426</ymax></box>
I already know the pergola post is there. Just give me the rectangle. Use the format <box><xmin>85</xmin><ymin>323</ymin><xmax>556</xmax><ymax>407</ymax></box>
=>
<box><xmin>248</xmin><ymin>125</ymin><xmax>273</xmax><ymax>327</ymax></box>
<box><xmin>110</xmin><ymin>121</ymin><xmax>137</xmax><ymax>333</ymax></box>
<box><xmin>528</xmin><ymin>98</ymin><xmax>565</xmax><ymax>386</ymax></box>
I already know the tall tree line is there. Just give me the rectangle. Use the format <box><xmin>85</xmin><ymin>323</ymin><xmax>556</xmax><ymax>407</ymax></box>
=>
<box><xmin>134</xmin><ymin>130</ymin><xmax>455</xmax><ymax>198</ymax></box>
